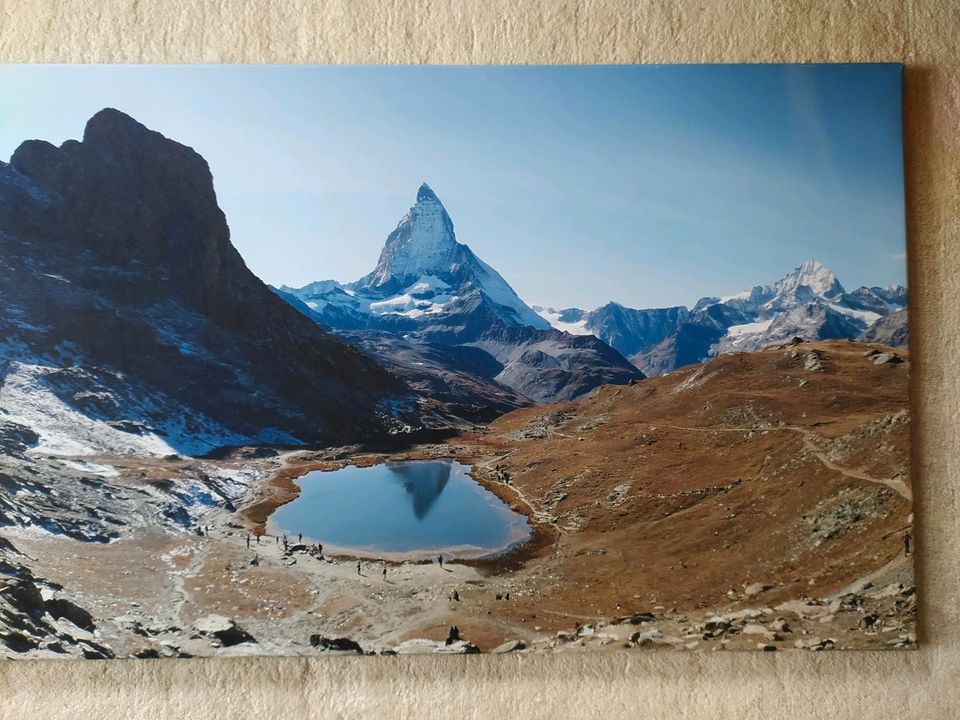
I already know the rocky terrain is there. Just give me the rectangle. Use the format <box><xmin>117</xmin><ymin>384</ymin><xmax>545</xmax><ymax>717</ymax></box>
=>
<box><xmin>0</xmin><ymin>108</ymin><xmax>912</xmax><ymax>659</ymax></box>
<box><xmin>1</xmin><ymin>338</ymin><xmax>912</xmax><ymax>658</ymax></box>
<box><xmin>0</xmin><ymin>108</ymin><xmax>416</xmax><ymax>451</ymax></box>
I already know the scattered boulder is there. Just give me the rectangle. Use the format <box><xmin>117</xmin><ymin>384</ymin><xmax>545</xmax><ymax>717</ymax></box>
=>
<box><xmin>193</xmin><ymin>614</ymin><xmax>256</xmax><ymax>647</ymax></box>
<box><xmin>615</xmin><ymin>611</ymin><xmax>656</xmax><ymax>625</ymax></box>
<box><xmin>630</xmin><ymin>628</ymin><xmax>665</xmax><ymax>647</ymax></box>
<box><xmin>45</xmin><ymin>597</ymin><xmax>96</xmax><ymax>632</ymax></box>
<box><xmin>794</xmin><ymin>636</ymin><xmax>836</xmax><ymax>651</ymax></box>
<box><xmin>872</xmin><ymin>352</ymin><xmax>904</xmax><ymax>365</ymax></box>
<box><xmin>309</xmin><ymin>635</ymin><xmax>364</xmax><ymax>654</ymax></box>
<box><xmin>804</xmin><ymin>350</ymin><xmax>826</xmax><ymax>372</ymax></box>
<box><xmin>744</xmin><ymin>582</ymin><xmax>774</xmax><ymax>597</ymax></box>
<box><xmin>492</xmin><ymin>639</ymin><xmax>526</xmax><ymax>654</ymax></box>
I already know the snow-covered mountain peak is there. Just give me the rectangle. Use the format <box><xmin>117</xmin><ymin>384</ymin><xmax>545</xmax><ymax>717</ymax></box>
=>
<box><xmin>357</xmin><ymin>184</ymin><xmax>460</xmax><ymax>292</ymax></box>
<box><xmin>416</xmin><ymin>182</ymin><xmax>441</xmax><ymax>203</ymax></box>
<box><xmin>775</xmin><ymin>259</ymin><xmax>845</xmax><ymax>300</ymax></box>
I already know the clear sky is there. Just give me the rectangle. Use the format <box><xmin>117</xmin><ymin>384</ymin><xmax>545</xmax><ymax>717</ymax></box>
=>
<box><xmin>0</xmin><ymin>64</ymin><xmax>905</xmax><ymax>309</ymax></box>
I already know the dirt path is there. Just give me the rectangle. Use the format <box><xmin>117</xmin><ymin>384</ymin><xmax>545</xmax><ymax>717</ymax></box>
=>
<box><xmin>659</xmin><ymin>422</ymin><xmax>912</xmax><ymax>500</ymax></box>
<box><xmin>788</xmin><ymin>427</ymin><xmax>912</xmax><ymax>500</ymax></box>
<box><xmin>827</xmin><ymin>552</ymin><xmax>911</xmax><ymax>600</ymax></box>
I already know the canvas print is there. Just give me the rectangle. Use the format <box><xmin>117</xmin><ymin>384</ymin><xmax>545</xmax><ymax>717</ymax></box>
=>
<box><xmin>0</xmin><ymin>64</ymin><xmax>912</xmax><ymax>659</ymax></box>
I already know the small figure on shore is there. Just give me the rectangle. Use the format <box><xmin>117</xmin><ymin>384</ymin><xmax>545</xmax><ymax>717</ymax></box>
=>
<box><xmin>438</xmin><ymin>554</ymin><xmax>444</xmax><ymax>569</ymax></box>
<box><xmin>382</xmin><ymin>566</ymin><xmax>387</xmax><ymax>581</ymax></box>
<box><xmin>245</xmin><ymin>533</ymin><xmax>250</xmax><ymax>549</ymax></box>
<box><xmin>255</xmin><ymin>533</ymin><xmax>261</xmax><ymax>545</ymax></box>
<box><xmin>357</xmin><ymin>562</ymin><xmax>362</xmax><ymax>576</ymax></box>
<box><xmin>283</xmin><ymin>536</ymin><xmax>289</xmax><ymax>552</ymax></box>
<box><xmin>275</xmin><ymin>534</ymin><xmax>279</xmax><ymax>544</ymax></box>
<box><xmin>298</xmin><ymin>532</ymin><xmax>303</xmax><ymax>544</ymax></box>
<box><xmin>445</xmin><ymin>625</ymin><xmax>461</xmax><ymax>645</ymax></box>
<box><xmin>318</xmin><ymin>543</ymin><xmax>323</xmax><ymax>555</ymax></box>
<box><xmin>903</xmin><ymin>529</ymin><xmax>912</xmax><ymax>556</ymax></box>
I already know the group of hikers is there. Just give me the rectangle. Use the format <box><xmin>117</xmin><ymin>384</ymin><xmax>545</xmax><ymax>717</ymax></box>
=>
<box><xmin>239</xmin><ymin>533</ymin><xmax>462</xmax><ymax>585</ymax></box>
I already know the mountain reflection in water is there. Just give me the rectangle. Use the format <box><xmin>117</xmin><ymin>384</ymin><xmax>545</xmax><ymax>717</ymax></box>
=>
<box><xmin>389</xmin><ymin>461</ymin><xmax>451</xmax><ymax>519</ymax></box>
<box><xmin>267</xmin><ymin>459</ymin><xmax>530</xmax><ymax>558</ymax></box>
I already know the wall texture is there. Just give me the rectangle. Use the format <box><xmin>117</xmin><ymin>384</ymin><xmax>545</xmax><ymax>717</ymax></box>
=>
<box><xmin>0</xmin><ymin>1</ymin><xmax>957</xmax><ymax>718</ymax></box>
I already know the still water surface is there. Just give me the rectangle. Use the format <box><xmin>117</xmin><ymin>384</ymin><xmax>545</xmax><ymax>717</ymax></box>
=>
<box><xmin>268</xmin><ymin>460</ymin><xmax>530</xmax><ymax>559</ymax></box>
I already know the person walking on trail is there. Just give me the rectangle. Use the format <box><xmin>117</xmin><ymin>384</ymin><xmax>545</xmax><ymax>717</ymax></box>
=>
<box><xmin>903</xmin><ymin>529</ymin><xmax>912</xmax><ymax>556</ymax></box>
<box><xmin>357</xmin><ymin>562</ymin><xmax>362</xmax><ymax>576</ymax></box>
<box><xmin>382</xmin><ymin>566</ymin><xmax>387</xmax><ymax>581</ymax></box>
<box><xmin>245</xmin><ymin>533</ymin><xmax>250</xmax><ymax>549</ymax></box>
<box><xmin>283</xmin><ymin>536</ymin><xmax>289</xmax><ymax>552</ymax></box>
<box><xmin>438</xmin><ymin>554</ymin><xmax>443</xmax><ymax>569</ymax></box>
<box><xmin>298</xmin><ymin>532</ymin><xmax>303</xmax><ymax>544</ymax></box>
<box><xmin>255</xmin><ymin>533</ymin><xmax>261</xmax><ymax>545</ymax></box>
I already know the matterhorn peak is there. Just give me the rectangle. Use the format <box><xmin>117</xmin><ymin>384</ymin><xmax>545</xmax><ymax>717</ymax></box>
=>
<box><xmin>355</xmin><ymin>183</ymin><xmax>460</xmax><ymax>292</ymax></box>
<box><xmin>416</xmin><ymin>182</ymin><xmax>441</xmax><ymax>203</ymax></box>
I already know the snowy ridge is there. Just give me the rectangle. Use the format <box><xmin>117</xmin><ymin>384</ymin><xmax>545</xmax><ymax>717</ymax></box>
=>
<box><xmin>532</xmin><ymin>259</ymin><xmax>906</xmax><ymax>376</ymax></box>
<box><xmin>285</xmin><ymin>183</ymin><xmax>551</xmax><ymax>331</ymax></box>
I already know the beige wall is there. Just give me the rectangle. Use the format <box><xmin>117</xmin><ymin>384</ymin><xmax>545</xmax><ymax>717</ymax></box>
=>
<box><xmin>0</xmin><ymin>1</ymin><xmax>957</xmax><ymax>717</ymax></box>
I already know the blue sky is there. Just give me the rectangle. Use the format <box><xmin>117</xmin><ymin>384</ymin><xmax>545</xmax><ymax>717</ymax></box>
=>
<box><xmin>0</xmin><ymin>64</ymin><xmax>904</xmax><ymax>309</ymax></box>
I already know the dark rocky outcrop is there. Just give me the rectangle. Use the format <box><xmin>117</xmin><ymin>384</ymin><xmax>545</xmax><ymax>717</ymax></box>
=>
<box><xmin>0</xmin><ymin>108</ymin><xmax>415</xmax><ymax>449</ymax></box>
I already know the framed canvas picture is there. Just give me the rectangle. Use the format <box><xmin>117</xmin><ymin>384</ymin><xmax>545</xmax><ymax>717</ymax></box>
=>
<box><xmin>0</xmin><ymin>63</ymin><xmax>912</xmax><ymax>659</ymax></box>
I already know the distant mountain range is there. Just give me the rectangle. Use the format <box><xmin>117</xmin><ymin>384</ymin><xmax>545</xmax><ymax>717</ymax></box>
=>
<box><xmin>277</xmin><ymin>184</ymin><xmax>642</xmax><ymax>414</ymax></box>
<box><xmin>534</xmin><ymin>259</ymin><xmax>907</xmax><ymax>376</ymax></box>
<box><xmin>0</xmin><ymin>108</ymin><xmax>908</xmax><ymax>460</ymax></box>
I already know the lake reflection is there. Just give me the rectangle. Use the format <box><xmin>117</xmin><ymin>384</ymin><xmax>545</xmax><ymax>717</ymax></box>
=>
<box><xmin>267</xmin><ymin>459</ymin><xmax>530</xmax><ymax>559</ymax></box>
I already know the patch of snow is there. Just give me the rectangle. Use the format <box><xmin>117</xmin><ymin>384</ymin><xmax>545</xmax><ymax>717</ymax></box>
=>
<box><xmin>534</xmin><ymin>307</ymin><xmax>593</xmax><ymax>336</ymax></box>
<box><xmin>725</xmin><ymin>318</ymin><xmax>775</xmax><ymax>339</ymax></box>
<box><xmin>827</xmin><ymin>303</ymin><xmax>881</xmax><ymax>325</ymax></box>
<box><xmin>59</xmin><ymin>459</ymin><xmax>119</xmax><ymax>478</ymax></box>
<box><xmin>719</xmin><ymin>289</ymin><xmax>752</xmax><ymax>303</ymax></box>
<box><xmin>0</xmin><ymin>361</ymin><xmax>252</xmax><ymax>458</ymax></box>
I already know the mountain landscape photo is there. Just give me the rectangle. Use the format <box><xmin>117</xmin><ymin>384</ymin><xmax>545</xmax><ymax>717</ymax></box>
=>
<box><xmin>0</xmin><ymin>64</ymin><xmax>912</xmax><ymax>659</ymax></box>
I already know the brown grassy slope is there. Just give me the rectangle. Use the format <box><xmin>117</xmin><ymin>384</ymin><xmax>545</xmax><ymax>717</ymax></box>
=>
<box><xmin>463</xmin><ymin>339</ymin><xmax>911</xmax><ymax>620</ymax></box>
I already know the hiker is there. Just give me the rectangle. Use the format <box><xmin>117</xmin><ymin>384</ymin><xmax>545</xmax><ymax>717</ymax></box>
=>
<box><xmin>318</xmin><ymin>543</ymin><xmax>323</xmax><ymax>555</ymax></box>
<box><xmin>445</xmin><ymin>625</ymin><xmax>461</xmax><ymax>645</ymax></box>
<box><xmin>298</xmin><ymin>532</ymin><xmax>303</xmax><ymax>544</ymax></box>
<box><xmin>438</xmin><ymin>554</ymin><xmax>444</xmax><ymax>569</ymax></box>
<box><xmin>283</xmin><ymin>537</ymin><xmax>289</xmax><ymax>552</ymax></box>
<box><xmin>256</xmin><ymin>533</ymin><xmax>261</xmax><ymax>545</ymax></box>
<box><xmin>357</xmin><ymin>562</ymin><xmax>362</xmax><ymax>576</ymax></box>
<box><xmin>382</xmin><ymin>566</ymin><xmax>387</xmax><ymax>581</ymax></box>
<box><xmin>275</xmin><ymin>534</ymin><xmax>279</xmax><ymax>544</ymax></box>
<box><xmin>903</xmin><ymin>530</ymin><xmax>912</xmax><ymax>556</ymax></box>
<box><xmin>245</xmin><ymin>533</ymin><xmax>250</xmax><ymax>549</ymax></box>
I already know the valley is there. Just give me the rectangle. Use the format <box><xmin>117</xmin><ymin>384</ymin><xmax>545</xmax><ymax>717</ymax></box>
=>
<box><xmin>0</xmin><ymin>339</ymin><xmax>914</xmax><ymax>658</ymax></box>
<box><xmin>0</xmin><ymin>109</ymin><xmax>913</xmax><ymax>658</ymax></box>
